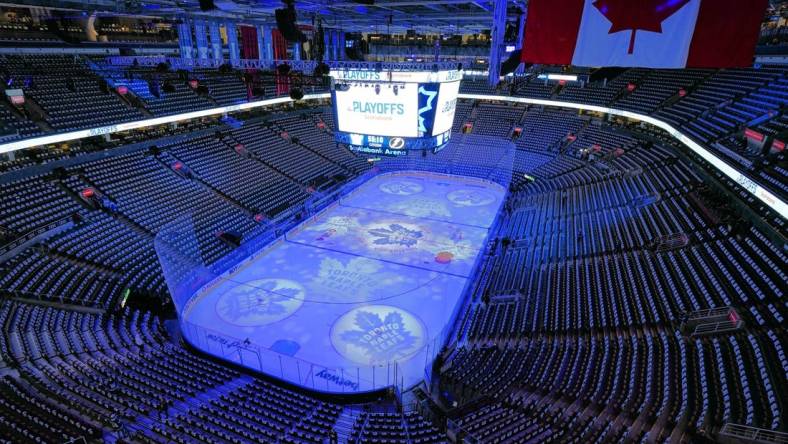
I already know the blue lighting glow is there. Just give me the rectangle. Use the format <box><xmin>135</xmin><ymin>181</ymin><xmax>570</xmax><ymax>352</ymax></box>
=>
<box><xmin>184</xmin><ymin>172</ymin><xmax>505</xmax><ymax>391</ymax></box>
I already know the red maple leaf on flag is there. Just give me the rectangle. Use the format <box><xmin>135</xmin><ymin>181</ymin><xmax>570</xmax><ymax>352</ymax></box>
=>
<box><xmin>593</xmin><ymin>0</ymin><xmax>692</xmax><ymax>54</ymax></box>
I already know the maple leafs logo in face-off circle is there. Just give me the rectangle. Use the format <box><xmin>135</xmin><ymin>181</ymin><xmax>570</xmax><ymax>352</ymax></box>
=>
<box><xmin>593</xmin><ymin>0</ymin><xmax>692</xmax><ymax>54</ymax></box>
<box><xmin>446</xmin><ymin>189</ymin><xmax>496</xmax><ymax>207</ymax></box>
<box><xmin>215</xmin><ymin>279</ymin><xmax>305</xmax><ymax>326</ymax></box>
<box><xmin>330</xmin><ymin>305</ymin><xmax>426</xmax><ymax>365</ymax></box>
<box><xmin>378</xmin><ymin>180</ymin><xmax>423</xmax><ymax>196</ymax></box>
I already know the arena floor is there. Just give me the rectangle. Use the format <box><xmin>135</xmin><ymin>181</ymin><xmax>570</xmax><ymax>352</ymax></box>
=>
<box><xmin>183</xmin><ymin>171</ymin><xmax>505</xmax><ymax>392</ymax></box>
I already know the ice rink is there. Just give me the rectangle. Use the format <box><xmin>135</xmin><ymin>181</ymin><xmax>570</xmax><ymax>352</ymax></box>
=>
<box><xmin>183</xmin><ymin>171</ymin><xmax>505</xmax><ymax>391</ymax></box>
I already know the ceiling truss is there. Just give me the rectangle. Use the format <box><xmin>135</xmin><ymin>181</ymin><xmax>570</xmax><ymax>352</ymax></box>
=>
<box><xmin>4</xmin><ymin>0</ymin><xmax>527</xmax><ymax>33</ymax></box>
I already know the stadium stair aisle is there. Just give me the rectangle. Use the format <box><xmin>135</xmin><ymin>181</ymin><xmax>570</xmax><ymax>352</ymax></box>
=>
<box><xmin>266</xmin><ymin>119</ymin><xmax>354</xmax><ymax>175</ymax></box>
<box><xmin>0</xmin><ymin>54</ymin><xmax>786</xmax><ymax>442</ymax></box>
<box><xmin>55</xmin><ymin>174</ymin><xmax>156</xmax><ymax>239</ymax></box>
<box><xmin>111</xmin><ymin>372</ymin><xmax>255</xmax><ymax>442</ymax></box>
<box><xmin>331</xmin><ymin>406</ymin><xmax>358</xmax><ymax>443</ymax></box>
<box><xmin>154</xmin><ymin>151</ymin><xmax>255</xmax><ymax>217</ymax></box>
<box><xmin>219</xmin><ymin>130</ymin><xmax>306</xmax><ymax>186</ymax></box>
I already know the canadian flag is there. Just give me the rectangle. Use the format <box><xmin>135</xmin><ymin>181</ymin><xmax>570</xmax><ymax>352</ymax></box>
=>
<box><xmin>522</xmin><ymin>0</ymin><xmax>768</xmax><ymax>68</ymax></box>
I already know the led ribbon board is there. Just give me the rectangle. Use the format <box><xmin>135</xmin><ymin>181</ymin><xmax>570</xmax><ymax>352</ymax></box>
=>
<box><xmin>457</xmin><ymin>93</ymin><xmax>787</xmax><ymax>221</ymax></box>
<box><xmin>0</xmin><ymin>94</ymin><xmax>328</xmax><ymax>155</ymax></box>
<box><xmin>0</xmin><ymin>91</ymin><xmax>782</xmax><ymax>221</ymax></box>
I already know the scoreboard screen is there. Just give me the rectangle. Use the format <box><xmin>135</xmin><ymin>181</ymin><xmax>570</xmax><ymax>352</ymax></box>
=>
<box><xmin>335</xmin><ymin>83</ymin><xmax>419</xmax><ymax>137</ymax></box>
<box><xmin>330</xmin><ymin>68</ymin><xmax>462</xmax><ymax>155</ymax></box>
<box><xmin>431</xmin><ymin>80</ymin><xmax>460</xmax><ymax>136</ymax></box>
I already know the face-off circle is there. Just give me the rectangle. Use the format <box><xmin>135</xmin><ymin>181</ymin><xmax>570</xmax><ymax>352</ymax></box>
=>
<box><xmin>330</xmin><ymin>305</ymin><xmax>426</xmax><ymax>365</ymax></box>
<box><xmin>378</xmin><ymin>180</ymin><xmax>424</xmax><ymax>196</ymax></box>
<box><xmin>446</xmin><ymin>189</ymin><xmax>497</xmax><ymax>207</ymax></box>
<box><xmin>215</xmin><ymin>278</ymin><xmax>306</xmax><ymax>327</ymax></box>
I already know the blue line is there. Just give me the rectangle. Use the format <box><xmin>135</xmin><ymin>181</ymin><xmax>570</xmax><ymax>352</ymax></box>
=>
<box><xmin>337</xmin><ymin>200</ymin><xmax>493</xmax><ymax>230</ymax></box>
<box><xmin>284</xmin><ymin>236</ymin><xmax>471</xmax><ymax>279</ymax></box>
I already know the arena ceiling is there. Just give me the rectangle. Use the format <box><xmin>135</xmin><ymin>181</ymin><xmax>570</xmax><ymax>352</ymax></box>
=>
<box><xmin>6</xmin><ymin>0</ymin><xmax>787</xmax><ymax>34</ymax></box>
<box><xmin>9</xmin><ymin>0</ymin><xmax>526</xmax><ymax>33</ymax></box>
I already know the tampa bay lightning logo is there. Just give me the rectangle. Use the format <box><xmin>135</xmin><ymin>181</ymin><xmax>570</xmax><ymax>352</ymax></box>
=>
<box><xmin>368</xmin><ymin>224</ymin><xmax>423</xmax><ymax>247</ymax></box>
<box><xmin>447</xmin><ymin>189</ymin><xmax>496</xmax><ymax>207</ymax></box>
<box><xmin>378</xmin><ymin>180</ymin><xmax>423</xmax><ymax>196</ymax></box>
<box><xmin>388</xmin><ymin>137</ymin><xmax>405</xmax><ymax>149</ymax></box>
<box><xmin>216</xmin><ymin>279</ymin><xmax>305</xmax><ymax>326</ymax></box>
<box><xmin>330</xmin><ymin>306</ymin><xmax>426</xmax><ymax>365</ymax></box>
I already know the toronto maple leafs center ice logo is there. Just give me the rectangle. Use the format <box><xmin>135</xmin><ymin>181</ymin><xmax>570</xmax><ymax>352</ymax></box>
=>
<box><xmin>216</xmin><ymin>278</ymin><xmax>305</xmax><ymax>326</ymax></box>
<box><xmin>378</xmin><ymin>180</ymin><xmax>423</xmax><ymax>196</ymax></box>
<box><xmin>446</xmin><ymin>189</ymin><xmax>496</xmax><ymax>207</ymax></box>
<box><xmin>330</xmin><ymin>306</ymin><xmax>426</xmax><ymax>365</ymax></box>
<box><xmin>367</xmin><ymin>224</ymin><xmax>423</xmax><ymax>247</ymax></box>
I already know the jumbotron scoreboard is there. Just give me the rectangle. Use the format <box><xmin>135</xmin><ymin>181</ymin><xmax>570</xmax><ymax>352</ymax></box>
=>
<box><xmin>329</xmin><ymin>63</ymin><xmax>462</xmax><ymax>156</ymax></box>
